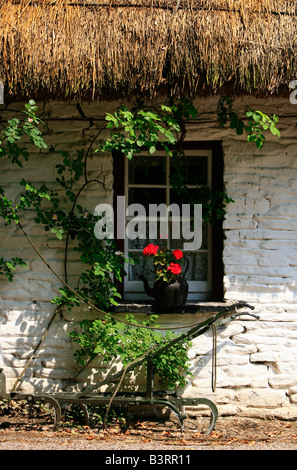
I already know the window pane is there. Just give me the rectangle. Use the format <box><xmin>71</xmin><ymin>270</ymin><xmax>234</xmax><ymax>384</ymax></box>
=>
<box><xmin>170</xmin><ymin>188</ymin><xmax>211</xmax><ymax>220</ymax></box>
<box><xmin>170</xmin><ymin>188</ymin><xmax>203</xmax><ymax>206</ymax></box>
<box><xmin>128</xmin><ymin>251</ymin><xmax>208</xmax><ymax>282</ymax></box>
<box><xmin>169</xmin><ymin>221</ymin><xmax>208</xmax><ymax>250</ymax></box>
<box><xmin>128</xmin><ymin>188</ymin><xmax>166</xmax><ymax>211</ymax></box>
<box><xmin>170</xmin><ymin>155</ymin><xmax>208</xmax><ymax>185</ymax></box>
<box><xmin>184</xmin><ymin>252</ymin><xmax>208</xmax><ymax>281</ymax></box>
<box><xmin>128</xmin><ymin>252</ymin><xmax>155</xmax><ymax>281</ymax></box>
<box><xmin>128</xmin><ymin>154</ymin><xmax>166</xmax><ymax>185</ymax></box>
<box><xmin>128</xmin><ymin>222</ymin><xmax>162</xmax><ymax>249</ymax></box>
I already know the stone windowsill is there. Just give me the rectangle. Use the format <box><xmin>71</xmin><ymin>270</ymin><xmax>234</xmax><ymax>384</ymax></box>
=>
<box><xmin>113</xmin><ymin>301</ymin><xmax>232</xmax><ymax>315</ymax></box>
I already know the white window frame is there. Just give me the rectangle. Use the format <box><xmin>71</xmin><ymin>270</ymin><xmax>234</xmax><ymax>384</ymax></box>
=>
<box><xmin>123</xmin><ymin>149</ymin><xmax>213</xmax><ymax>301</ymax></box>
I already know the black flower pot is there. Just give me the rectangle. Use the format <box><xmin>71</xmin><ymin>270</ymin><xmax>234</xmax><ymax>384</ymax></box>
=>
<box><xmin>153</xmin><ymin>278</ymin><xmax>189</xmax><ymax>309</ymax></box>
<box><xmin>139</xmin><ymin>275</ymin><xmax>188</xmax><ymax>309</ymax></box>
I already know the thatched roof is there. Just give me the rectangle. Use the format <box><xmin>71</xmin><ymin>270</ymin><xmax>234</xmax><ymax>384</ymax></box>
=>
<box><xmin>1</xmin><ymin>0</ymin><xmax>297</xmax><ymax>100</ymax></box>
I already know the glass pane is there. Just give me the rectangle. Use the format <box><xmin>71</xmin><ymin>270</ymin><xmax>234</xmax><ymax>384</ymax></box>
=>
<box><xmin>128</xmin><ymin>222</ymin><xmax>168</xmax><ymax>249</ymax></box>
<box><xmin>170</xmin><ymin>155</ymin><xmax>208</xmax><ymax>186</ymax></box>
<box><xmin>170</xmin><ymin>187</ymin><xmax>204</xmax><ymax>206</ymax></box>
<box><xmin>184</xmin><ymin>252</ymin><xmax>208</xmax><ymax>282</ymax></box>
<box><xmin>128</xmin><ymin>188</ymin><xmax>166</xmax><ymax>211</ymax></box>
<box><xmin>128</xmin><ymin>252</ymin><xmax>155</xmax><ymax>282</ymax></box>
<box><xmin>169</xmin><ymin>221</ymin><xmax>208</xmax><ymax>250</ymax></box>
<box><xmin>128</xmin><ymin>154</ymin><xmax>166</xmax><ymax>185</ymax></box>
<box><xmin>128</xmin><ymin>251</ymin><xmax>208</xmax><ymax>282</ymax></box>
<box><xmin>170</xmin><ymin>188</ymin><xmax>211</xmax><ymax>221</ymax></box>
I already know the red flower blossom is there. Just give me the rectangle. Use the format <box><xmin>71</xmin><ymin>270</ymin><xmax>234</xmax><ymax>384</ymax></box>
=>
<box><xmin>143</xmin><ymin>243</ymin><xmax>159</xmax><ymax>256</ymax></box>
<box><xmin>167</xmin><ymin>263</ymin><xmax>182</xmax><ymax>275</ymax></box>
<box><xmin>172</xmin><ymin>249</ymin><xmax>183</xmax><ymax>260</ymax></box>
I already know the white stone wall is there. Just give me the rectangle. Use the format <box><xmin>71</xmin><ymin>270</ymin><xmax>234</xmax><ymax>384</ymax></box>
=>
<box><xmin>1</xmin><ymin>97</ymin><xmax>297</xmax><ymax>419</ymax></box>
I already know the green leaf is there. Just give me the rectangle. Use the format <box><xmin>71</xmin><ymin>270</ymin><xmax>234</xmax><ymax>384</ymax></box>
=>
<box><xmin>149</xmin><ymin>145</ymin><xmax>156</xmax><ymax>154</ymax></box>
<box><xmin>160</xmin><ymin>105</ymin><xmax>172</xmax><ymax>113</ymax></box>
<box><xmin>270</xmin><ymin>124</ymin><xmax>280</xmax><ymax>137</ymax></box>
<box><xmin>247</xmin><ymin>135</ymin><xmax>257</xmax><ymax>142</ymax></box>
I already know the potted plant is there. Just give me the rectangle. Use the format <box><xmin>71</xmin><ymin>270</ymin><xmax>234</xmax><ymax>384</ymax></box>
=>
<box><xmin>139</xmin><ymin>244</ymin><xmax>188</xmax><ymax>309</ymax></box>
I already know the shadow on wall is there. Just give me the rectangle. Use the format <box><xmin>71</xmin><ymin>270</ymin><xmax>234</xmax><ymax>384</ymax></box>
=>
<box><xmin>0</xmin><ymin>293</ymin><xmax>151</xmax><ymax>395</ymax></box>
<box><xmin>0</xmin><ymin>297</ymin><xmax>80</xmax><ymax>394</ymax></box>
<box><xmin>0</xmin><ymin>294</ymin><xmax>241</xmax><ymax>396</ymax></box>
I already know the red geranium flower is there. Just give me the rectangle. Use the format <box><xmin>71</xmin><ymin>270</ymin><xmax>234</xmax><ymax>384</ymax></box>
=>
<box><xmin>167</xmin><ymin>263</ymin><xmax>182</xmax><ymax>275</ymax></box>
<box><xmin>172</xmin><ymin>249</ymin><xmax>183</xmax><ymax>260</ymax></box>
<box><xmin>143</xmin><ymin>243</ymin><xmax>159</xmax><ymax>256</ymax></box>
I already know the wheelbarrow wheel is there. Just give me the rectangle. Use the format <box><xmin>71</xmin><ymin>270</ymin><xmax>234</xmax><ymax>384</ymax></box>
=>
<box><xmin>38</xmin><ymin>395</ymin><xmax>62</xmax><ymax>431</ymax></box>
<box><xmin>180</xmin><ymin>398</ymin><xmax>218</xmax><ymax>436</ymax></box>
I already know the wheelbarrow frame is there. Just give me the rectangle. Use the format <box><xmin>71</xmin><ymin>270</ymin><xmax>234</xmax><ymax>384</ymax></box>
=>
<box><xmin>1</xmin><ymin>302</ymin><xmax>257</xmax><ymax>435</ymax></box>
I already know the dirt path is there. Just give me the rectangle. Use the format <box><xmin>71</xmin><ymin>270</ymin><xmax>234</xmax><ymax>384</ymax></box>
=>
<box><xmin>1</xmin><ymin>413</ymin><xmax>297</xmax><ymax>451</ymax></box>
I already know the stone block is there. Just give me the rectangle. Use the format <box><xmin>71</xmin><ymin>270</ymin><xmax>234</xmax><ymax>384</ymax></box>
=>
<box><xmin>288</xmin><ymin>385</ymin><xmax>297</xmax><ymax>395</ymax></box>
<box><xmin>223</xmin><ymin>218</ymin><xmax>258</xmax><ymax>230</ymax></box>
<box><xmin>268</xmin><ymin>374</ymin><xmax>297</xmax><ymax>389</ymax></box>
<box><xmin>226</xmin><ymin>198</ymin><xmax>270</xmax><ymax>216</ymax></box>
<box><xmin>289</xmin><ymin>394</ymin><xmax>297</xmax><ymax>404</ymax></box>
<box><xmin>256</xmin><ymin>217</ymin><xmax>297</xmax><ymax>231</ymax></box>
<box><xmin>234</xmin><ymin>389</ymin><xmax>286</xmax><ymax>408</ymax></box>
<box><xmin>251</xmin><ymin>350</ymin><xmax>297</xmax><ymax>363</ymax></box>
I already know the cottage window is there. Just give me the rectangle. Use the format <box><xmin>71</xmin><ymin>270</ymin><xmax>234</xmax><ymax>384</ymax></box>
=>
<box><xmin>113</xmin><ymin>142</ymin><xmax>224</xmax><ymax>302</ymax></box>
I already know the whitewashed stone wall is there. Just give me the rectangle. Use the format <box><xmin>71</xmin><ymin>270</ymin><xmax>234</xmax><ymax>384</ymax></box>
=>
<box><xmin>1</xmin><ymin>97</ymin><xmax>297</xmax><ymax>420</ymax></box>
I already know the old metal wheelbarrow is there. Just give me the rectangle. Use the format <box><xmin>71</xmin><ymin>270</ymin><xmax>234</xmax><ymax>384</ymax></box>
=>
<box><xmin>0</xmin><ymin>302</ymin><xmax>258</xmax><ymax>435</ymax></box>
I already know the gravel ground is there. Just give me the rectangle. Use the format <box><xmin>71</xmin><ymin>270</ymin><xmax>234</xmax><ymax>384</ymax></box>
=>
<box><xmin>1</xmin><ymin>413</ymin><xmax>297</xmax><ymax>451</ymax></box>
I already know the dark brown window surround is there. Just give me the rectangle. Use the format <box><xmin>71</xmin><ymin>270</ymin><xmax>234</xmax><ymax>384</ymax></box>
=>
<box><xmin>113</xmin><ymin>141</ymin><xmax>224</xmax><ymax>303</ymax></box>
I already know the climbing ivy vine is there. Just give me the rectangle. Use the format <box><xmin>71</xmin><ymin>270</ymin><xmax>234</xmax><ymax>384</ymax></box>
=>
<box><xmin>217</xmin><ymin>96</ymin><xmax>280</xmax><ymax>149</ymax></box>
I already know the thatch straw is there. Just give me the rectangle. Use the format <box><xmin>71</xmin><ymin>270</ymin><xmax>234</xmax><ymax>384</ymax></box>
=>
<box><xmin>0</xmin><ymin>0</ymin><xmax>297</xmax><ymax>100</ymax></box>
